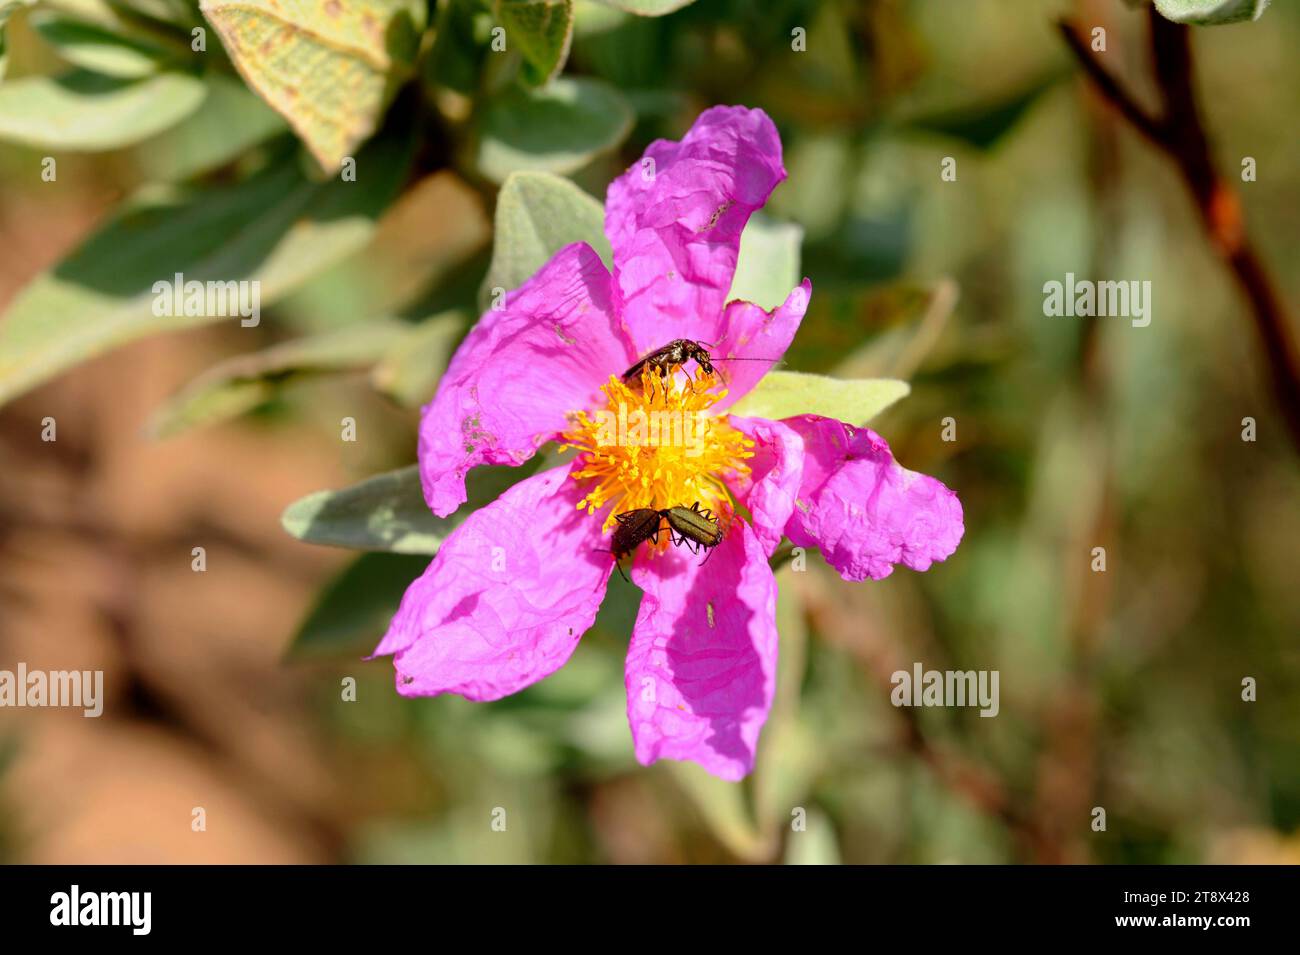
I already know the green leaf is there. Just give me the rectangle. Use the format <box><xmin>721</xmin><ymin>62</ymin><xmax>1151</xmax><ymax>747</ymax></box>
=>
<box><xmin>281</xmin><ymin>458</ymin><xmax>543</xmax><ymax>554</ymax></box>
<box><xmin>425</xmin><ymin>0</ymin><xmax>489</xmax><ymax>96</ymax></box>
<box><xmin>480</xmin><ymin>170</ymin><xmax>610</xmax><ymax>310</ymax></box>
<box><xmin>903</xmin><ymin>73</ymin><xmax>1062</xmax><ymax>150</ymax></box>
<box><xmin>1153</xmin><ymin>0</ymin><xmax>1269</xmax><ymax>23</ymax></box>
<box><xmin>0</xmin><ymin>1</ymin><xmax>36</xmax><ymax>83</ymax></box>
<box><xmin>783</xmin><ymin>808</ymin><xmax>842</xmax><ymax>865</ymax></box>
<box><xmin>831</xmin><ymin>279</ymin><xmax>959</xmax><ymax>380</ymax></box>
<box><xmin>471</xmin><ymin>76</ymin><xmax>632</xmax><ymax>183</ymax></box>
<box><xmin>728</xmin><ymin>371</ymin><xmax>910</xmax><ymax>426</ymax></box>
<box><xmin>0</xmin><ymin>69</ymin><xmax>206</xmax><ymax>150</ymax></box>
<box><xmin>149</xmin><ymin>320</ymin><xmax>409</xmax><ymax>437</ymax></box>
<box><xmin>369</xmin><ymin>311</ymin><xmax>465</xmax><ymax>408</ymax></box>
<box><xmin>0</xmin><ymin>133</ymin><xmax>412</xmax><ymax>408</ymax></box>
<box><xmin>113</xmin><ymin>0</ymin><xmax>202</xmax><ymax>28</ymax></box>
<box><xmin>30</xmin><ymin>11</ymin><xmax>173</xmax><ymax>77</ymax></box>
<box><xmin>727</xmin><ymin>214</ymin><xmax>803</xmax><ymax>311</ymax></box>
<box><xmin>133</xmin><ymin>71</ymin><xmax>289</xmax><ymax>181</ymax></box>
<box><xmin>287</xmin><ymin>552</ymin><xmax>429</xmax><ymax>659</ymax></box>
<box><xmin>200</xmin><ymin>0</ymin><xmax>423</xmax><ymax>171</ymax></box>
<box><xmin>590</xmin><ymin>0</ymin><xmax>695</xmax><ymax>14</ymax></box>
<box><xmin>498</xmin><ymin>0</ymin><xmax>574</xmax><ymax>86</ymax></box>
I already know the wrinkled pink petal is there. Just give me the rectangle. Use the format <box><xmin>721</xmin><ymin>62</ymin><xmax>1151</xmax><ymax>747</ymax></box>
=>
<box><xmin>418</xmin><ymin>242</ymin><xmax>635</xmax><ymax>517</ymax></box>
<box><xmin>726</xmin><ymin>415</ymin><xmax>804</xmax><ymax>556</ymax></box>
<box><xmin>712</xmin><ymin>280</ymin><xmax>810</xmax><ymax>409</ymax></box>
<box><xmin>625</xmin><ymin>522</ymin><xmax>777</xmax><ymax>781</ymax></box>
<box><xmin>781</xmin><ymin>415</ymin><xmax>963</xmax><ymax>582</ymax></box>
<box><xmin>605</xmin><ymin>105</ymin><xmax>786</xmax><ymax>354</ymax></box>
<box><xmin>375</xmin><ymin>464</ymin><xmax>612</xmax><ymax>701</ymax></box>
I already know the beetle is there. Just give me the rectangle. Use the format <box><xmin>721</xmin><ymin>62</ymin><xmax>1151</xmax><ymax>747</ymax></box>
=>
<box><xmin>607</xmin><ymin>508</ymin><xmax>665</xmax><ymax>580</ymax></box>
<box><xmin>604</xmin><ymin>503</ymin><xmax>726</xmax><ymax>578</ymax></box>
<box><xmin>661</xmin><ymin>501</ymin><xmax>725</xmax><ymax>561</ymax></box>
<box><xmin>622</xmin><ymin>339</ymin><xmax>715</xmax><ymax>382</ymax></box>
<box><xmin>621</xmin><ymin>340</ymin><xmax>777</xmax><ymax>385</ymax></box>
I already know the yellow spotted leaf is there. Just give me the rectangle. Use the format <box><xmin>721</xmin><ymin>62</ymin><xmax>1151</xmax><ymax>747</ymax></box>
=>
<box><xmin>199</xmin><ymin>0</ymin><xmax>420</xmax><ymax>171</ymax></box>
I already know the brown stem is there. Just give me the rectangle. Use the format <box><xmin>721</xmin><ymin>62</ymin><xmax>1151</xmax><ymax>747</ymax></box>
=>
<box><xmin>1056</xmin><ymin>21</ymin><xmax>1166</xmax><ymax>147</ymax></box>
<box><xmin>1058</xmin><ymin>12</ymin><xmax>1300</xmax><ymax>453</ymax></box>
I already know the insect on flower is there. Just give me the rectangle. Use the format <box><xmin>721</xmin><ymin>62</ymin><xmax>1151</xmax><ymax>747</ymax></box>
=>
<box><xmin>621</xmin><ymin>339</ymin><xmax>777</xmax><ymax>385</ymax></box>
<box><xmin>661</xmin><ymin>501</ymin><xmax>725</xmax><ymax>562</ymax></box>
<box><xmin>622</xmin><ymin>339</ymin><xmax>716</xmax><ymax>381</ymax></box>
<box><xmin>608</xmin><ymin>503</ymin><xmax>725</xmax><ymax>578</ymax></box>
<box><xmin>608</xmin><ymin>508</ymin><xmax>666</xmax><ymax>581</ymax></box>
<box><xmin>376</xmin><ymin>105</ymin><xmax>965</xmax><ymax>782</ymax></box>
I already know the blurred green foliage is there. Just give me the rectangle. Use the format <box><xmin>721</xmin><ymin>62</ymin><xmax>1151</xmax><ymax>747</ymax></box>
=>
<box><xmin>1</xmin><ymin>0</ymin><xmax>1298</xmax><ymax>863</ymax></box>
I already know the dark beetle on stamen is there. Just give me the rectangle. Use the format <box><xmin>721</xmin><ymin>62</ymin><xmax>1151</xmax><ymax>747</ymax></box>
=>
<box><xmin>622</xmin><ymin>339</ymin><xmax>715</xmax><ymax>382</ymax></box>
<box><xmin>621</xmin><ymin>340</ymin><xmax>779</xmax><ymax>384</ymax></box>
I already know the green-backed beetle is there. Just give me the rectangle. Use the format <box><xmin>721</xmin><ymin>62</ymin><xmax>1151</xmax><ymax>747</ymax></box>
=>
<box><xmin>661</xmin><ymin>501</ymin><xmax>725</xmax><ymax>560</ymax></box>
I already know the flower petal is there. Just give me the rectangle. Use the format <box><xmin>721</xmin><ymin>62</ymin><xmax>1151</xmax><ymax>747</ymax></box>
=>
<box><xmin>625</xmin><ymin>522</ymin><xmax>778</xmax><ymax>781</ymax></box>
<box><xmin>418</xmin><ymin>242</ymin><xmax>635</xmax><ymax>517</ymax></box>
<box><xmin>781</xmin><ymin>415</ymin><xmax>964</xmax><ymax>581</ymax></box>
<box><xmin>376</xmin><ymin>464</ymin><xmax>612</xmax><ymax>701</ymax></box>
<box><xmin>713</xmin><ymin>279</ymin><xmax>810</xmax><ymax>409</ymax></box>
<box><xmin>726</xmin><ymin>415</ymin><xmax>804</xmax><ymax>556</ymax></box>
<box><xmin>606</xmin><ymin>105</ymin><xmax>786</xmax><ymax>354</ymax></box>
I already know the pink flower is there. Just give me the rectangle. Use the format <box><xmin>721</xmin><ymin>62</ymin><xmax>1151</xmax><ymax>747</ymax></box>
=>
<box><xmin>374</xmin><ymin>106</ymin><xmax>964</xmax><ymax>781</ymax></box>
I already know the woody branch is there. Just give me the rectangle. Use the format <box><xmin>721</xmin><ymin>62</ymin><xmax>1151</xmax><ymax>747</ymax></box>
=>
<box><xmin>1058</xmin><ymin>7</ymin><xmax>1300</xmax><ymax>454</ymax></box>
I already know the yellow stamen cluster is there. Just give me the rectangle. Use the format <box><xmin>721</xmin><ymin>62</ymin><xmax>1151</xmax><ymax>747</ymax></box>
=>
<box><xmin>561</xmin><ymin>367</ymin><xmax>753</xmax><ymax>531</ymax></box>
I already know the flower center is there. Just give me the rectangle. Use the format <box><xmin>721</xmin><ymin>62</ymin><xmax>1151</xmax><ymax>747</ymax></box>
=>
<box><xmin>561</xmin><ymin>367</ymin><xmax>754</xmax><ymax>531</ymax></box>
